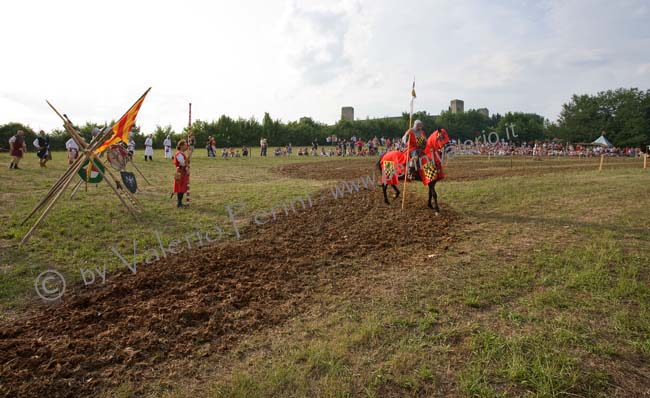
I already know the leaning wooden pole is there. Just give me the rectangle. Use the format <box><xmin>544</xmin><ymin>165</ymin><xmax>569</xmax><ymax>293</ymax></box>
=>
<box><xmin>598</xmin><ymin>153</ymin><xmax>604</xmax><ymax>172</ymax></box>
<box><xmin>401</xmin><ymin>126</ymin><xmax>411</xmax><ymax>210</ymax></box>
<box><xmin>60</xmin><ymin>111</ymin><xmax>141</xmax><ymax>207</ymax></box>
<box><xmin>21</xmin><ymin>155</ymin><xmax>85</xmax><ymax>225</ymax></box>
<box><xmin>96</xmin><ymin>155</ymin><xmax>140</xmax><ymax>205</ymax></box>
<box><xmin>128</xmin><ymin>158</ymin><xmax>152</xmax><ymax>185</ymax></box>
<box><xmin>20</xmin><ymin>158</ymin><xmax>87</xmax><ymax>245</ymax></box>
<box><xmin>21</xmin><ymin>101</ymin><xmax>115</xmax><ymax>234</ymax></box>
<box><xmin>69</xmin><ymin>179</ymin><xmax>84</xmax><ymax>199</ymax></box>
<box><xmin>20</xmin><ymin>118</ymin><xmax>112</xmax><ymax>225</ymax></box>
<box><xmin>22</xmin><ymin>91</ymin><xmax>149</xmax><ymax>243</ymax></box>
<box><xmin>88</xmin><ymin>155</ymin><xmax>139</xmax><ymax>217</ymax></box>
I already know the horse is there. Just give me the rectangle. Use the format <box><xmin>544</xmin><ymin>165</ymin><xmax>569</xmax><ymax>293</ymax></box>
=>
<box><xmin>377</xmin><ymin>129</ymin><xmax>450</xmax><ymax>213</ymax></box>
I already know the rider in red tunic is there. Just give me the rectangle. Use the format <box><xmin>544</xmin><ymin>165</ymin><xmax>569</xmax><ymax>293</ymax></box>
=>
<box><xmin>402</xmin><ymin>120</ymin><xmax>427</xmax><ymax>180</ymax></box>
<box><xmin>173</xmin><ymin>140</ymin><xmax>190</xmax><ymax>208</ymax></box>
<box><xmin>402</xmin><ymin>119</ymin><xmax>426</xmax><ymax>158</ymax></box>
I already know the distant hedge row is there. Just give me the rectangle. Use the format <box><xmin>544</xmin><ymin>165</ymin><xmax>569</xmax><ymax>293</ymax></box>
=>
<box><xmin>2</xmin><ymin>88</ymin><xmax>648</xmax><ymax>150</ymax></box>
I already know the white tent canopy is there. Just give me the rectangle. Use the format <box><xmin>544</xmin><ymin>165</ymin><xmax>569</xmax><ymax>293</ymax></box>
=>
<box><xmin>592</xmin><ymin>135</ymin><xmax>613</xmax><ymax>147</ymax></box>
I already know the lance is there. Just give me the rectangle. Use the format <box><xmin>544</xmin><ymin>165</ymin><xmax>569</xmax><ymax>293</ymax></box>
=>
<box><xmin>401</xmin><ymin>79</ymin><xmax>416</xmax><ymax>210</ymax></box>
<box><xmin>186</xmin><ymin>102</ymin><xmax>192</xmax><ymax>204</ymax></box>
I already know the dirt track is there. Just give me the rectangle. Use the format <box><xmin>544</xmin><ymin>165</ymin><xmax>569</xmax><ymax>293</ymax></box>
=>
<box><xmin>0</xmin><ymin>161</ymin><xmax>455</xmax><ymax>398</ymax></box>
<box><xmin>3</xmin><ymin>156</ymin><xmax>642</xmax><ymax>397</ymax></box>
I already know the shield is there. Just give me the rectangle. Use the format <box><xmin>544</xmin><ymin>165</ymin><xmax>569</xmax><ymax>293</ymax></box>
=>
<box><xmin>423</xmin><ymin>160</ymin><xmax>438</xmax><ymax>181</ymax></box>
<box><xmin>120</xmin><ymin>171</ymin><xmax>138</xmax><ymax>194</ymax></box>
<box><xmin>106</xmin><ymin>144</ymin><xmax>129</xmax><ymax>171</ymax></box>
<box><xmin>383</xmin><ymin>160</ymin><xmax>396</xmax><ymax>179</ymax></box>
<box><xmin>77</xmin><ymin>158</ymin><xmax>105</xmax><ymax>184</ymax></box>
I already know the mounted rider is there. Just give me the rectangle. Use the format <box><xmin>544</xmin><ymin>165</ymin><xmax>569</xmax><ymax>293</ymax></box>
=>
<box><xmin>401</xmin><ymin>119</ymin><xmax>427</xmax><ymax>180</ymax></box>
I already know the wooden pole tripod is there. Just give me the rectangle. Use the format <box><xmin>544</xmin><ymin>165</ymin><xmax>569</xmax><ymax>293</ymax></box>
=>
<box><xmin>20</xmin><ymin>100</ymin><xmax>143</xmax><ymax>245</ymax></box>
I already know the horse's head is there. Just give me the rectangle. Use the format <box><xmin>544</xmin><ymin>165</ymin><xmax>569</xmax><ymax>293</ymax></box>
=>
<box><xmin>427</xmin><ymin>129</ymin><xmax>450</xmax><ymax>152</ymax></box>
<box><xmin>437</xmin><ymin>129</ymin><xmax>450</xmax><ymax>147</ymax></box>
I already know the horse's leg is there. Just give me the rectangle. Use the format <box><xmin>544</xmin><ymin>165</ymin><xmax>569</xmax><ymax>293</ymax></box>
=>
<box><xmin>391</xmin><ymin>184</ymin><xmax>400</xmax><ymax>199</ymax></box>
<box><xmin>428</xmin><ymin>181</ymin><xmax>440</xmax><ymax>213</ymax></box>
<box><xmin>382</xmin><ymin>184</ymin><xmax>390</xmax><ymax>204</ymax></box>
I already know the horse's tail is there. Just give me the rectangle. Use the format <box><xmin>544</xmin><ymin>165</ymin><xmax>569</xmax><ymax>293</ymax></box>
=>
<box><xmin>377</xmin><ymin>152</ymin><xmax>386</xmax><ymax>172</ymax></box>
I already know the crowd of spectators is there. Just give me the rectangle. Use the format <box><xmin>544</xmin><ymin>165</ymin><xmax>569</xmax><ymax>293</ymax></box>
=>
<box><xmin>194</xmin><ymin>137</ymin><xmax>649</xmax><ymax>160</ymax></box>
<box><xmin>453</xmin><ymin>140</ymin><xmax>646</xmax><ymax>158</ymax></box>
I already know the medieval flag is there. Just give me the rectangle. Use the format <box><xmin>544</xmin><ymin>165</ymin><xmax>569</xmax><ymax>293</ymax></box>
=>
<box><xmin>95</xmin><ymin>88</ymin><xmax>151</xmax><ymax>154</ymax></box>
<box><xmin>410</xmin><ymin>79</ymin><xmax>416</xmax><ymax>115</ymax></box>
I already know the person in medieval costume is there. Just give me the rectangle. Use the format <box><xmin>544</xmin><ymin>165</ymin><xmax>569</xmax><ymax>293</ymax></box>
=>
<box><xmin>401</xmin><ymin>119</ymin><xmax>427</xmax><ymax>179</ymax></box>
<box><xmin>206</xmin><ymin>136</ymin><xmax>216</xmax><ymax>158</ymax></box>
<box><xmin>163</xmin><ymin>135</ymin><xmax>172</xmax><ymax>159</ymax></box>
<box><xmin>144</xmin><ymin>135</ymin><xmax>154</xmax><ymax>161</ymax></box>
<box><xmin>127</xmin><ymin>138</ymin><xmax>136</xmax><ymax>160</ymax></box>
<box><xmin>173</xmin><ymin>139</ymin><xmax>190</xmax><ymax>208</ymax></box>
<box><xmin>33</xmin><ymin>130</ymin><xmax>51</xmax><ymax>167</ymax></box>
<box><xmin>8</xmin><ymin>130</ymin><xmax>27</xmax><ymax>169</ymax></box>
<box><xmin>65</xmin><ymin>137</ymin><xmax>79</xmax><ymax>165</ymax></box>
<box><xmin>260</xmin><ymin>137</ymin><xmax>268</xmax><ymax>156</ymax></box>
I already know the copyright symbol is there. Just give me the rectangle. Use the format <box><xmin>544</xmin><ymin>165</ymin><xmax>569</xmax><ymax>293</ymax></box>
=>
<box><xmin>34</xmin><ymin>270</ymin><xmax>66</xmax><ymax>301</ymax></box>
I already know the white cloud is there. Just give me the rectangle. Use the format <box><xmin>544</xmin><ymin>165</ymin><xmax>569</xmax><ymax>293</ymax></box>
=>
<box><xmin>0</xmin><ymin>0</ymin><xmax>649</xmax><ymax>133</ymax></box>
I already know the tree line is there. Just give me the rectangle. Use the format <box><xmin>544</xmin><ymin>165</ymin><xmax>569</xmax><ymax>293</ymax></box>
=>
<box><xmin>2</xmin><ymin>88</ymin><xmax>648</xmax><ymax>151</ymax></box>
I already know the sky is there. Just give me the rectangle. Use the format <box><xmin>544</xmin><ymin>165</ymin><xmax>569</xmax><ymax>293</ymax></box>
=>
<box><xmin>1</xmin><ymin>0</ymin><xmax>649</xmax><ymax>134</ymax></box>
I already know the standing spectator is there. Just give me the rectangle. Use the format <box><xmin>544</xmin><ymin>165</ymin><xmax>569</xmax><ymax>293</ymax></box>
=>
<box><xmin>173</xmin><ymin>139</ymin><xmax>190</xmax><ymax>208</ymax></box>
<box><xmin>163</xmin><ymin>135</ymin><xmax>172</xmax><ymax>159</ymax></box>
<box><xmin>33</xmin><ymin>130</ymin><xmax>51</xmax><ymax>168</ymax></box>
<box><xmin>144</xmin><ymin>135</ymin><xmax>154</xmax><ymax>161</ymax></box>
<box><xmin>8</xmin><ymin>130</ymin><xmax>27</xmax><ymax>169</ymax></box>
<box><xmin>242</xmin><ymin>146</ymin><xmax>249</xmax><ymax>157</ymax></box>
<box><xmin>66</xmin><ymin>137</ymin><xmax>79</xmax><ymax>165</ymax></box>
<box><xmin>206</xmin><ymin>136</ymin><xmax>216</xmax><ymax>158</ymax></box>
<box><xmin>210</xmin><ymin>137</ymin><xmax>217</xmax><ymax>157</ymax></box>
<box><xmin>127</xmin><ymin>138</ymin><xmax>135</xmax><ymax>160</ymax></box>
<box><xmin>260</xmin><ymin>137</ymin><xmax>268</xmax><ymax>156</ymax></box>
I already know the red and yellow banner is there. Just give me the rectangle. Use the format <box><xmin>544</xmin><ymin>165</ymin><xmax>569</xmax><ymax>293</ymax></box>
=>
<box><xmin>95</xmin><ymin>88</ymin><xmax>151</xmax><ymax>154</ymax></box>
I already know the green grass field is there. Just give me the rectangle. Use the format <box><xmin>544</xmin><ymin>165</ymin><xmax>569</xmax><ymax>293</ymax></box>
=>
<box><xmin>1</xmin><ymin>149</ymin><xmax>649</xmax><ymax>397</ymax></box>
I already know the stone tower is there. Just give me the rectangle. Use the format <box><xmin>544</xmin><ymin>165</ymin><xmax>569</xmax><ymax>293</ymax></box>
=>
<box><xmin>341</xmin><ymin>106</ymin><xmax>354</xmax><ymax>121</ymax></box>
<box><xmin>449</xmin><ymin>99</ymin><xmax>464</xmax><ymax>113</ymax></box>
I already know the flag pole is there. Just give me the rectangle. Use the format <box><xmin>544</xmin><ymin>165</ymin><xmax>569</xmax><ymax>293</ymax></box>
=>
<box><xmin>401</xmin><ymin>79</ymin><xmax>416</xmax><ymax>210</ymax></box>
<box><xmin>187</xmin><ymin>102</ymin><xmax>192</xmax><ymax>143</ymax></box>
<box><xmin>186</xmin><ymin>102</ymin><xmax>192</xmax><ymax>204</ymax></box>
